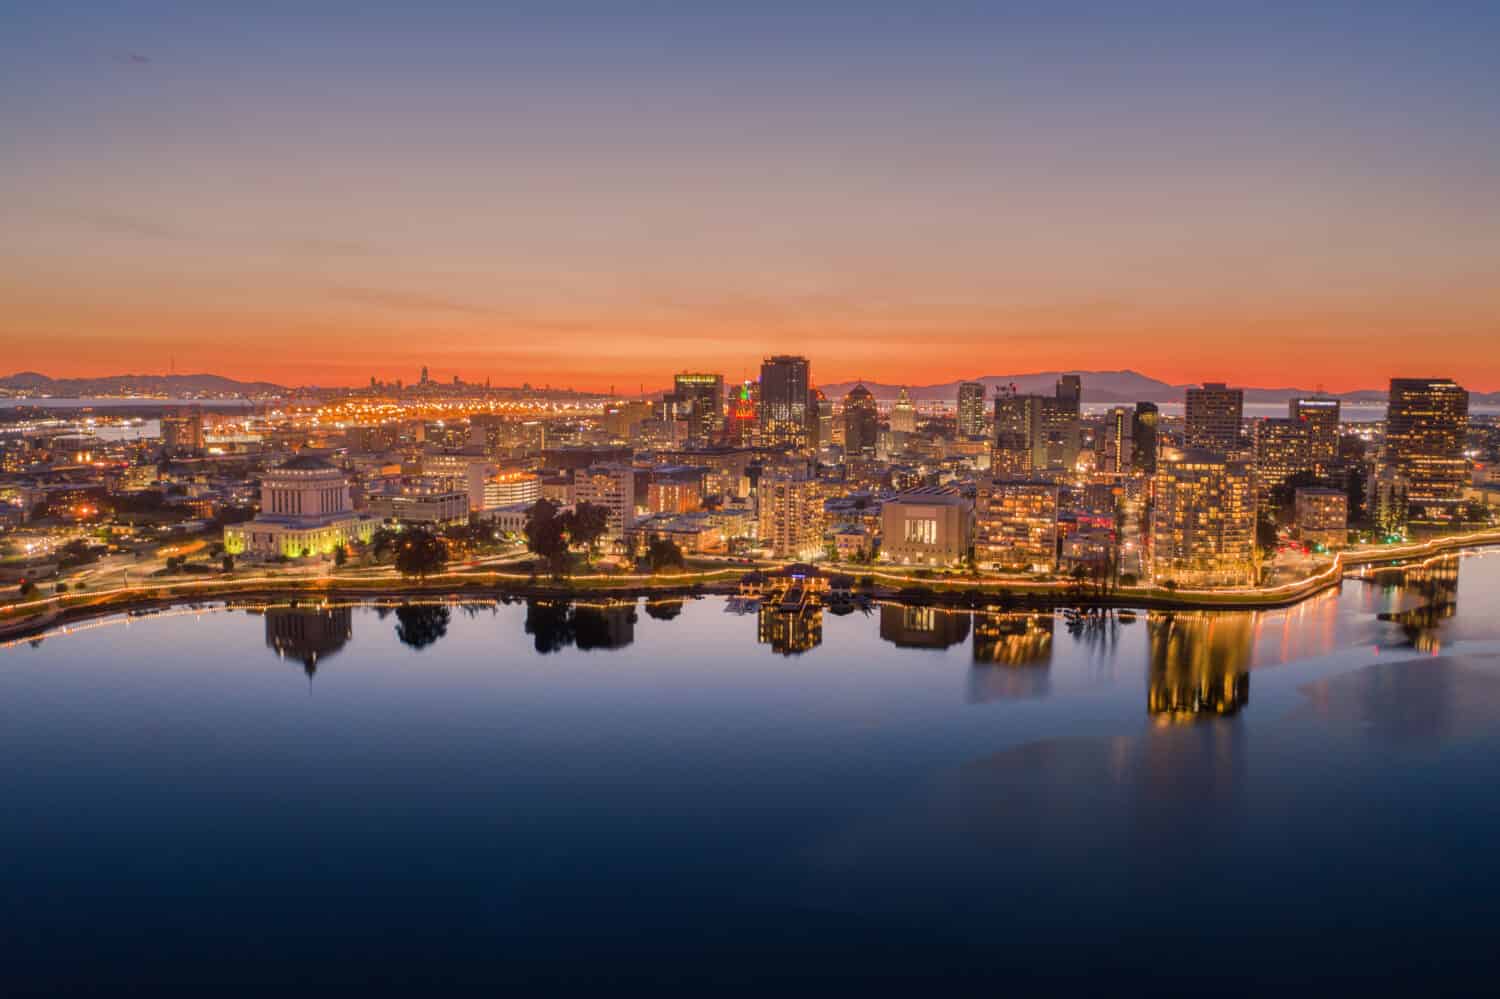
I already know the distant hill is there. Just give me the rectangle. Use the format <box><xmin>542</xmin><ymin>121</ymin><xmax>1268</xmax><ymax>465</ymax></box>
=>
<box><xmin>820</xmin><ymin>371</ymin><xmax>1500</xmax><ymax>407</ymax></box>
<box><xmin>0</xmin><ymin>372</ymin><xmax>288</xmax><ymax>396</ymax></box>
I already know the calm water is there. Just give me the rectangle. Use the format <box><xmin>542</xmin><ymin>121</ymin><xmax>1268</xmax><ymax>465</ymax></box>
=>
<box><xmin>4</xmin><ymin>555</ymin><xmax>1500</xmax><ymax>993</ymax></box>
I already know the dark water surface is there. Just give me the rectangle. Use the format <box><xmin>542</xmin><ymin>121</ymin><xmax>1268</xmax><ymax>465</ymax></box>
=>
<box><xmin>4</xmin><ymin>554</ymin><xmax>1500</xmax><ymax>993</ymax></box>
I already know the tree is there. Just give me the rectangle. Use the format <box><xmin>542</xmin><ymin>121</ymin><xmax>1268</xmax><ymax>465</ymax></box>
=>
<box><xmin>394</xmin><ymin>528</ymin><xmax>448</xmax><ymax>578</ymax></box>
<box><xmin>1256</xmin><ymin>511</ymin><xmax>1280</xmax><ymax>558</ymax></box>
<box><xmin>18</xmin><ymin>579</ymin><xmax>36</xmax><ymax>597</ymax></box>
<box><xmin>333</xmin><ymin>544</ymin><xmax>348</xmax><ymax>568</ymax></box>
<box><xmin>564</xmin><ymin>501</ymin><xmax>610</xmax><ymax>561</ymax></box>
<box><xmin>647</xmin><ymin>537</ymin><xmax>686</xmax><ymax>573</ymax></box>
<box><xmin>221</xmin><ymin>555</ymin><xmax>235</xmax><ymax>573</ymax></box>
<box><xmin>524</xmin><ymin>499</ymin><xmax>570</xmax><ymax>575</ymax></box>
<box><xmin>370</xmin><ymin>527</ymin><xmax>402</xmax><ymax>563</ymax></box>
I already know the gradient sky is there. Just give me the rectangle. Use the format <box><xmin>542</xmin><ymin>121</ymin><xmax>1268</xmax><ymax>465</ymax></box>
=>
<box><xmin>3</xmin><ymin>2</ymin><xmax>1498</xmax><ymax>391</ymax></box>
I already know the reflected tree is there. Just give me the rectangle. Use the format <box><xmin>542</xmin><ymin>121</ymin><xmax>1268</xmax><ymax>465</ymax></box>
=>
<box><xmin>525</xmin><ymin>599</ymin><xmax>575</xmax><ymax>654</ymax></box>
<box><xmin>644</xmin><ymin>599</ymin><xmax>683</xmax><ymax>621</ymax></box>
<box><xmin>394</xmin><ymin>603</ymin><xmax>451</xmax><ymax>650</ymax></box>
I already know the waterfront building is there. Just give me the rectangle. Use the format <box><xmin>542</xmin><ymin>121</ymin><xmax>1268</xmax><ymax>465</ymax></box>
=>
<box><xmin>225</xmin><ymin>454</ymin><xmax>376</xmax><ymax>558</ymax></box>
<box><xmin>975</xmin><ymin>478</ymin><xmax>1060</xmax><ymax>571</ymax></box>
<box><xmin>957</xmin><ymin>381</ymin><xmax>988</xmax><ymax>439</ymax></box>
<box><xmin>1149</xmin><ymin>447</ymin><xmax>1256</xmax><ymax>587</ymax></box>
<box><xmin>1185</xmin><ymin>382</ymin><xmax>1244</xmax><ymax>452</ymax></box>
<box><xmin>1384</xmin><ymin>378</ymin><xmax>1469</xmax><ymax>521</ymax></box>
<box><xmin>759</xmin><ymin>355</ymin><xmax>811</xmax><ymax>449</ymax></box>
<box><xmin>757</xmin><ymin>466</ymin><xmax>824</xmax><ymax>559</ymax></box>
<box><xmin>878</xmin><ymin>486</ymin><xmax>973</xmax><ymax>566</ymax></box>
<box><xmin>573</xmin><ymin>464</ymin><xmax>637</xmax><ymax>539</ymax></box>
<box><xmin>1294</xmin><ymin>487</ymin><xmax>1348</xmax><ymax>549</ymax></box>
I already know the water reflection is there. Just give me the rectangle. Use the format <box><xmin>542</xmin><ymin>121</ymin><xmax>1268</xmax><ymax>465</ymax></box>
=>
<box><xmin>644</xmin><ymin>598</ymin><xmax>684</xmax><ymax>622</ymax></box>
<box><xmin>879</xmin><ymin>605</ymin><xmax>970</xmax><ymax>650</ymax></box>
<box><xmin>1146</xmin><ymin>612</ymin><xmax>1253</xmax><ymax>722</ymax></box>
<box><xmin>757</xmin><ymin>604</ymin><xmax>823</xmax><ymax>656</ymax></box>
<box><xmin>524</xmin><ymin>599</ymin><xmax>637</xmax><ymax>654</ymax></box>
<box><xmin>263</xmin><ymin>606</ymin><xmax>353</xmax><ymax>676</ymax></box>
<box><xmin>968</xmin><ymin>612</ymin><xmax>1053</xmax><ymax>701</ymax></box>
<box><xmin>1376</xmin><ymin>556</ymin><xmax>1460</xmax><ymax>652</ymax></box>
<box><xmin>393</xmin><ymin>604</ymin><xmax>451</xmax><ymax>651</ymax></box>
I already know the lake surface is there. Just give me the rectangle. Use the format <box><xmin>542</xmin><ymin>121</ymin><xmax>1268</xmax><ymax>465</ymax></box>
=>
<box><xmin>4</xmin><ymin>554</ymin><xmax>1500</xmax><ymax>992</ymax></box>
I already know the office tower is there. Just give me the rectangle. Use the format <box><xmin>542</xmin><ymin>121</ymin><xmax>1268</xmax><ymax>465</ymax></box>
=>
<box><xmin>890</xmin><ymin>387</ymin><xmax>917</xmax><ymax>434</ymax></box>
<box><xmin>957</xmin><ymin>381</ymin><xmax>987</xmax><ymax>439</ymax></box>
<box><xmin>758</xmin><ymin>355</ymin><xmax>811</xmax><ymax>448</ymax></box>
<box><xmin>672</xmin><ymin>372</ymin><xmax>725</xmax><ymax>442</ymax></box>
<box><xmin>811</xmin><ymin>391</ymin><xmax>835</xmax><ymax>454</ymax></box>
<box><xmin>1253</xmin><ymin>418</ymin><xmax>1312</xmax><ymax>500</ymax></box>
<box><xmin>1149</xmin><ymin>447</ymin><xmax>1257</xmax><ymax>587</ymax></box>
<box><xmin>1289</xmin><ymin>397</ymin><xmax>1340</xmax><ymax>469</ymax></box>
<box><xmin>975</xmin><ymin>478</ymin><xmax>1060</xmax><ymax>570</ymax></box>
<box><xmin>161</xmin><ymin>409</ymin><xmax>204</xmax><ymax>456</ymax></box>
<box><xmin>757</xmin><ymin>466</ymin><xmax>824</xmax><ymax>559</ymax></box>
<box><xmin>573</xmin><ymin>464</ymin><xmax>637</xmax><ymax>539</ymax></box>
<box><xmin>1185</xmin><ymin>382</ymin><xmax>1244</xmax><ymax>452</ymax></box>
<box><xmin>1102</xmin><ymin>406</ymin><xmax>1134</xmax><ymax>473</ymax></box>
<box><xmin>1383</xmin><ymin>378</ymin><xmax>1468</xmax><ymax>521</ymax></box>
<box><xmin>1056</xmin><ymin>374</ymin><xmax>1082</xmax><ymax>409</ymax></box>
<box><xmin>992</xmin><ymin>390</ymin><xmax>1042</xmax><ymax>476</ymax></box>
<box><xmin>879</xmin><ymin>486</ymin><xmax>973</xmax><ymax>566</ymax></box>
<box><xmin>843</xmin><ymin>383</ymin><xmax>879</xmax><ymax>456</ymax></box>
<box><xmin>1132</xmin><ymin>402</ymin><xmax>1159</xmax><ymax>474</ymax></box>
<box><xmin>727</xmin><ymin>380</ymin><xmax>759</xmax><ymax>446</ymax></box>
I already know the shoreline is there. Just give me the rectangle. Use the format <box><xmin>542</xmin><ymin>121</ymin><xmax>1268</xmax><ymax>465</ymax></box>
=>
<box><xmin>4</xmin><ymin>529</ymin><xmax>1499</xmax><ymax>643</ymax></box>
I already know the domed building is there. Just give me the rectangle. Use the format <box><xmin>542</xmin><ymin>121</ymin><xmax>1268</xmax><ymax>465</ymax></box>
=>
<box><xmin>225</xmin><ymin>454</ymin><xmax>377</xmax><ymax>559</ymax></box>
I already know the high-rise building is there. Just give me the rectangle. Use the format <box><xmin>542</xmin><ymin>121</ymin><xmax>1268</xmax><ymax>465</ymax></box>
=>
<box><xmin>1132</xmin><ymin>402</ymin><xmax>1160</xmax><ymax>474</ymax></box>
<box><xmin>1101</xmin><ymin>406</ymin><xmax>1135</xmax><ymax>474</ymax></box>
<box><xmin>957</xmin><ymin>382</ymin><xmax>987</xmax><ymax>439</ymax></box>
<box><xmin>758</xmin><ymin>355</ymin><xmax>811</xmax><ymax>449</ymax></box>
<box><xmin>757</xmin><ymin>466</ymin><xmax>824</xmax><ymax>559</ymax></box>
<box><xmin>1056</xmin><ymin>374</ymin><xmax>1082</xmax><ymax>409</ymax></box>
<box><xmin>1383</xmin><ymin>378</ymin><xmax>1468</xmax><ymax>521</ymax></box>
<box><xmin>1149</xmin><ymin>447</ymin><xmax>1257</xmax><ymax>587</ymax></box>
<box><xmin>1253</xmin><ymin>418</ymin><xmax>1312</xmax><ymax>501</ymax></box>
<box><xmin>672</xmin><ymin>372</ymin><xmax>725</xmax><ymax>442</ymax></box>
<box><xmin>573</xmin><ymin>464</ymin><xmax>637</xmax><ymax>539</ymax></box>
<box><xmin>975</xmin><ymin>479</ymin><xmax>1060</xmax><ymax>571</ymax></box>
<box><xmin>727</xmin><ymin>380</ymin><xmax>759</xmax><ymax>446</ymax></box>
<box><xmin>809</xmin><ymin>390</ymin><xmax>834</xmax><ymax>454</ymax></box>
<box><xmin>161</xmin><ymin>409</ymin><xmax>204</xmax><ymax>456</ymax></box>
<box><xmin>1034</xmin><ymin>377</ymin><xmax>1082</xmax><ymax>472</ymax></box>
<box><xmin>1185</xmin><ymin>382</ymin><xmax>1244</xmax><ymax>453</ymax></box>
<box><xmin>890</xmin><ymin>387</ymin><xmax>917</xmax><ymax>434</ymax></box>
<box><xmin>992</xmin><ymin>391</ymin><xmax>1042</xmax><ymax>476</ymax></box>
<box><xmin>1290</xmin><ymin>397</ymin><xmax>1341</xmax><ymax>469</ymax></box>
<box><xmin>843</xmin><ymin>383</ymin><xmax>879</xmax><ymax>457</ymax></box>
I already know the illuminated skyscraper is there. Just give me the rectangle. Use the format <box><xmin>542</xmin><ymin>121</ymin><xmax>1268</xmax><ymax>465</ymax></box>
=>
<box><xmin>1384</xmin><ymin>378</ymin><xmax>1468</xmax><ymax>521</ymax></box>
<box><xmin>727</xmin><ymin>380</ymin><xmax>759</xmax><ymax>446</ymax></box>
<box><xmin>1149</xmin><ymin>447</ymin><xmax>1257</xmax><ymax>587</ymax></box>
<box><xmin>843</xmin><ymin>383</ymin><xmax>879</xmax><ymax>456</ymax></box>
<box><xmin>1289</xmin><ymin>397</ymin><xmax>1340</xmax><ymax>469</ymax></box>
<box><xmin>672</xmin><ymin>372</ymin><xmax>725</xmax><ymax>442</ymax></box>
<box><xmin>758</xmin><ymin>355</ymin><xmax>811</xmax><ymax>449</ymax></box>
<box><xmin>957</xmin><ymin>381</ymin><xmax>987</xmax><ymax>439</ymax></box>
<box><xmin>757</xmin><ymin>466</ymin><xmax>824</xmax><ymax>559</ymax></box>
<box><xmin>992</xmin><ymin>390</ymin><xmax>1042</xmax><ymax>476</ymax></box>
<box><xmin>1185</xmin><ymin>382</ymin><xmax>1244</xmax><ymax>452</ymax></box>
<box><xmin>1101</xmin><ymin>406</ymin><xmax>1134</xmax><ymax>473</ymax></box>
<box><xmin>1132</xmin><ymin>401</ymin><xmax>1160</xmax><ymax>474</ymax></box>
<box><xmin>890</xmin><ymin>387</ymin><xmax>917</xmax><ymax>434</ymax></box>
<box><xmin>1253</xmin><ymin>417</ymin><xmax>1312</xmax><ymax>500</ymax></box>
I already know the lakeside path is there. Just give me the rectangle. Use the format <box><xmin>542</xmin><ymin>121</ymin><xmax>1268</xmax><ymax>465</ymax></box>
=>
<box><xmin>4</xmin><ymin>528</ymin><xmax>1500</xmax><ymax>642</ymax></box>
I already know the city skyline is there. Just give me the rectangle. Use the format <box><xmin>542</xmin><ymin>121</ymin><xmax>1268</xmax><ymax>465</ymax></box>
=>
<box><xmin>5</xmin><ymin>4</ymin><xmax>1499</xmax><ymax>391</ymax></box>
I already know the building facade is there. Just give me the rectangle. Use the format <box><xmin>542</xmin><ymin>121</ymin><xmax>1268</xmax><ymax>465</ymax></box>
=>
<box><xmin>975</xmin><ymin>479</ymin><xmax>1060</xmax><ymax>571</ymax></box>
<box><xmin>879</xmin><ymin>486</ymin><xmax>973</xmax><ymax>566</ymax></box>
<box><xmin>1149</xmin><ymin>447</ymin><xmax>1257</xmax><ymax>587</ymax></box>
